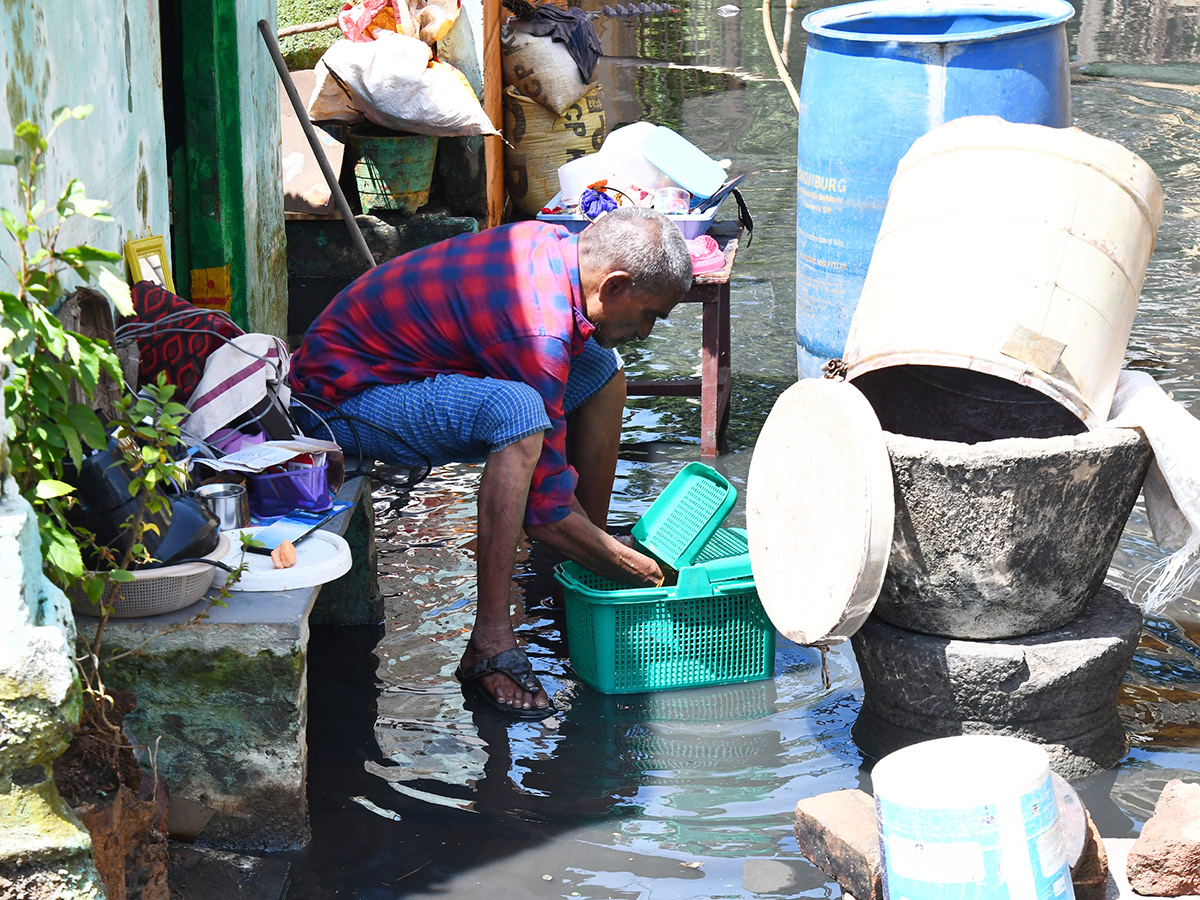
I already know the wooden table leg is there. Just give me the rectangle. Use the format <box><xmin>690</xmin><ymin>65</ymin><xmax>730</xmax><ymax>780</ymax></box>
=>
<box><xmin>627</xmin><ymin>226</ymin><xmax>740</xmax><ymax>455</ymax></box>
<box><xmin>715</xmin><ymin>281</ymin><xmax>732</xmax><ymax>454</ymax></box>
<box><xmin>700</xmin><ymin>287</ymin><xmax>722</xmax><ymax>457</ymax></box>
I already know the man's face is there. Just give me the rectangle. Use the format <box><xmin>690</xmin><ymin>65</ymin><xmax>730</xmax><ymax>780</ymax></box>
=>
<box><xmin>591</xmin><ymin>282</ymin><xmax>681</xmax><ymax>349</ymax></box>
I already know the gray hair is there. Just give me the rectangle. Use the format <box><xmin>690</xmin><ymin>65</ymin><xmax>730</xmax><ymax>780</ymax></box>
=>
<box><xmin>579</xmin><ymin>207</ymin><xmax>693</xmax><ymax>298</ymax></box>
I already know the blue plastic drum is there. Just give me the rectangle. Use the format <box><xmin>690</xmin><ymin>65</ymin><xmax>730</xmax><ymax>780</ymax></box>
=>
<box><xmin>794</xmin><ymin>0</ymin><xmax>1074</xmax><ymax>378</ymax></box>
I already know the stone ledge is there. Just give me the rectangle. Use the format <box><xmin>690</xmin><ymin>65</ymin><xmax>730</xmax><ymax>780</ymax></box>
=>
<box><xmin>72</xmin><ymin>477</ymin><xmax>374</xmax><ymax>852</ymax></box>
<box><xmin>286</xmin><ymin>212</ymin><xmax>481</xmax><ymax>340</ymax></box>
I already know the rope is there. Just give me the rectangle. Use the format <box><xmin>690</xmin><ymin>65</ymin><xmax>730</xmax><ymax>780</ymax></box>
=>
<box><xmin>762</xmin><ymin>0</ymin><xmax>801</xmax><ymax>112</ymax></box>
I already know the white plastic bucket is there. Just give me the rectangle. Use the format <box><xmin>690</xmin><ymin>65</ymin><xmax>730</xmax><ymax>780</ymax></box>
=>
<box><xmin>872</xmin><ymin>735</ymin><xmax>1074</xmax><ymax>900</ymax></box>
<box><xmin>844</xmin><ymin>115</ymin><xmax>1163</xmax><ymax>429</ymax></box>
<box><xmin>557</xmin><ymin>155</ymin><xmax>607</xmax><ymax>207</ymax></box>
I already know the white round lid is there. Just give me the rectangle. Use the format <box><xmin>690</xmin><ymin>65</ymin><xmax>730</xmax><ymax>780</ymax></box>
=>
<box><xmin>212</xmin><ymin>528</ymin><xmax>352</xmax><ymax>592</ymax></box>
<box><xmin>871</xmin><ymin>735</ymin><xmax>1052</xmax><ymax>807</ymax></box>
<box><xmin>746</xmin><ymin>378</ymin><xmax>894</xmax><ymax>646</ymax></box>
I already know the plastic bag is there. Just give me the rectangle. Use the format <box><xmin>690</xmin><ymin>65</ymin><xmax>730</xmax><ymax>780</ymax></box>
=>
<box><xmin>338</xmin><ymin>0</ymin><xmax>461</xmax><ymax>45</ymax></box>
<box><xmin>411</xmin><ymin>0</ymin><xmax>462</xmax><ymax>44</ymax></box>
<box><xmin>307</xmin><ymin>34</ymin><xmax>499</xmax><ymax>138</ymax></box>
<box><xmin>339</xmin><ymin>0</ymin><xmax>418</xmax><ymax>41</ymax></box>
<box><xmin>1107</xmin><ymin>370</ymin><xmax>1200</xmax><ymax>613</ymax></box>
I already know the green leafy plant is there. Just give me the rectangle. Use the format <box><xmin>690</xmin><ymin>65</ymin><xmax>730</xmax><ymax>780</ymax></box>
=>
<box><xmin>0</xmin><ymin>105</ymin><xmax>132</xmax><ymax>582</ymax></box>
<box><xmin>0</xmin><ymin>108</ymin><xmax>240</xmax><ymax>748</ymax></box>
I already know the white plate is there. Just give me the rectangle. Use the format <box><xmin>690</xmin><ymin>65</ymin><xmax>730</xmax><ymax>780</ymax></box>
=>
<box><xmin>212</xmin><ymin>527</ymin><xmax>352</xmax><ymax>592</ymax></box>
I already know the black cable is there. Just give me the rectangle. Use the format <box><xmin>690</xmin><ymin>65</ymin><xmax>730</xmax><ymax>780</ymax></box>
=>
<box><xmin>291</xmin><ymin>393</ymin><xmax>433</xmax><ymax>490</ymax></box>
<box><xmin>146</xmin><ymin>556</ymin><xmax>237</xmax><ymax>573</ymax></box>
<box><xmin>116</xmin><ymin>323</ymin><xmax>294</xmax><ymax>452</ymax></box>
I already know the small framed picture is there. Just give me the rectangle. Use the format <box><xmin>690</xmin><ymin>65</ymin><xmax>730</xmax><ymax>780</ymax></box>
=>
<box><xmin>124</xmin><ymin>235</ymin><xmax>174</xmax><ymax>293</ymax></box>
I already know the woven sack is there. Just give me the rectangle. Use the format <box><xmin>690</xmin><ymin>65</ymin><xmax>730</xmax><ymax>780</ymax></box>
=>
<box><xmin>500</xmin><ymin>26</ymin><xmax>591</xmax><ymax>117</ymax></box>
<box><xmin>503</xmin><ymin>83</ymin><xmax>606</xmax><ymax>217</ymax></box>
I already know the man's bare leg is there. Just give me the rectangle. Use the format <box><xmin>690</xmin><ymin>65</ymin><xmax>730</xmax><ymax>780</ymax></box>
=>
<box><xmin>566</xmin><ymin>370</ymin><xmax>626</xmax><ymax>530</ymax></box>
<box><xmin>458</xmin><ymin>431</ymin><xmax>550</xmax><ymax>711</ymax></box>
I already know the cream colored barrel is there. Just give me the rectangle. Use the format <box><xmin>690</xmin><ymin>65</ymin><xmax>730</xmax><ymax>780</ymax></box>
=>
<box><xmin>844</xmin><ymin>115</ymin><xmax>1163</xmax><ymax>428</ymax></box>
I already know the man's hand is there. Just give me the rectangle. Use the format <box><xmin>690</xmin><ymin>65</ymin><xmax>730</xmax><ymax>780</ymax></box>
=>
<box><xmin>527</xmin><ymin>505</ymin><xmax>663</xmax><ymax>587</ymax></box>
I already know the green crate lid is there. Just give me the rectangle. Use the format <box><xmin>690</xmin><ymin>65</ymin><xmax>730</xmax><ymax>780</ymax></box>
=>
<box><xmin>631</xmin><ymin>462</ymin><xmax>737</xmax><ymax>570</ymax></box>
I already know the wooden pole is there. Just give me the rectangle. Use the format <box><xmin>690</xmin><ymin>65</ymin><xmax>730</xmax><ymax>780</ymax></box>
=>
<box><xmin>277</xmin><ymin>17</ymin><xmax>339</xmax><ymax>39</ymax></box>
<box><xmin>483</xmin><ymin>0</ymin><xmax>505</xmax><ymax>228</ymax></box>
<box><xmin>257</xmin><ymin>20</ymin><xmax>377</xmax><ymax>270</ymax></box>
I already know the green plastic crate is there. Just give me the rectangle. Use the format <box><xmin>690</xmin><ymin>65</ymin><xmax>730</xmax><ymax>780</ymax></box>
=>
<box><xmin>556</xmin><ymin>527</ymin><xmax>776</xmax><ymax>694</ymax></box>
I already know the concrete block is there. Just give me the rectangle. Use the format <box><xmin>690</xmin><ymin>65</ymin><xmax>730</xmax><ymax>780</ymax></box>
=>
<box><xmin>794</xmin><ymin>789</ymin><xmax>882</xmax><ymax>900</ymax></box>
<box><xmin>1127</xmin><ymin>779</ymin><xmax>1200</xmax><ymax>896</ymax></box>
<box><xmin>99</xmin><ymin>641</ymin><xmax>309</xmax><ymax>851</ymax></box>
<box><xmin>75</xmin><ymin>478</ymin><xmax>370</xmax><ymax>851</ymax></box>
<box><xmin>1073</xmin><ymin>808</ymin><xmax>1111</xmax><ymax>900</ymax></box>
<box><xmin>284</xmin><ymin>213</ymin><xmax>479</xmax><ymax>281</ymax></box>
<box><xmin>851</xmin><ymin>586</ymin><xmax>1142</xmax><ymax>778</ymax></box>
<box><xmin>435</xmin><ymin>136</ymin><xmax>488</xmax><ymax>218</ymax></box>
<box><xmin>286</xmin><ymin>214</ymin><xmax>480</xmax><ymax>339</ymax></box>
<box><xmin>877</xmin><ymin>427</ymin><xmax>1150</xmax><ymax>639</ymax></box>
<box><xmin>0</xmin><ymin>483</ymin><xmax>104</xmax><ymax>896</ymax></box>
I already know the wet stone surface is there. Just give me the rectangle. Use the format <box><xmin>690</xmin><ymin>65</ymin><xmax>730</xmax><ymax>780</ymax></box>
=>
<box><xmin>852</xmin><ymin>586</ymin><xmax>1143</xmax><ymax>779</ymax></box>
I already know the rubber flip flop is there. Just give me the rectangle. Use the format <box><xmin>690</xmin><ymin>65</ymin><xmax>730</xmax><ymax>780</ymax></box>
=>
<box><xmin>453</xmin><ymin>647</ymin><xmax>558</xmax><ymax>721</ymax></box>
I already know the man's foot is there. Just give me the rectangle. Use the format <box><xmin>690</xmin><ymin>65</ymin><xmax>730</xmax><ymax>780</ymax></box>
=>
<box><xmin>454</xmin><ymin>642</ymin><xmax>555</xmax><ymax>719</ymax></box>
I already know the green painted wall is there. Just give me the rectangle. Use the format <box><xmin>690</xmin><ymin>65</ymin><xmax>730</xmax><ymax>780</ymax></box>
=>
<box><xmin>0</xmin><ymin>1</ymin><xmax>170</xmax><ymax>289</ymax></box>
<box><xmin>174</xmin><ymin>0</ymin><xmax>286</xmax><ymax>335</ymax></box>
<box><xmin>0</xmin><ymin>0</ymin><xmax>287</xmax><ymax>335</ymax></box>
<box><xmin>240</xmin><ymin>0</ymin><xmax>289</xmax><ymax>334</ymax></box>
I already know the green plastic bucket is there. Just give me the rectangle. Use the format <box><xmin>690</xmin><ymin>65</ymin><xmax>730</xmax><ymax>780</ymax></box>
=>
<box><xmin>350</xmin><ymin>131</ymin><xmax>439</xmax><ymax>215</ymax></box>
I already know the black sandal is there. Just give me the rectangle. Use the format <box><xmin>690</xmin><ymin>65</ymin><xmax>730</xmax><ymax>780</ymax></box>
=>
<box><xmin>453</xmin><ymin>647</ymin><xmax>558</xmax><ymax>720</ymax></box>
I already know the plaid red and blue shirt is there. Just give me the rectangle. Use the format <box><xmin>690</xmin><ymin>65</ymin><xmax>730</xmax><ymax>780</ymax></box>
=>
<box><xmin>289</xmin><ymin>221</ymin><xmax>593</xmax><ymax>526</ymax></box>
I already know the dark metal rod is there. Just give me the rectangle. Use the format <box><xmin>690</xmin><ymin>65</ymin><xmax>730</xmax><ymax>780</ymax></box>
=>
<box><xmin>257</xmin><ymin>18</ymin><xmax>377</xmax><ymax>270</ymax></box>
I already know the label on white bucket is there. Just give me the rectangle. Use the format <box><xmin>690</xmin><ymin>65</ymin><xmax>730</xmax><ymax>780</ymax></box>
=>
<box><xmin>872</xmin><ymin>736</ymin><xmax>1075</xmax><ymax>900</ymax></box>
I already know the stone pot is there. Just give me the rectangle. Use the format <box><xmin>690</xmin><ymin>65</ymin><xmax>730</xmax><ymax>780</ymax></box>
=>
<box><xmin>876</xmin><ymin>426</ymin><xmax>1151</xmax><ymax>640</ymax></box>
<box><xmin>851</xmin><ymin>585</ymin><xmax>1143</xmax><ymax>778</ymax></box>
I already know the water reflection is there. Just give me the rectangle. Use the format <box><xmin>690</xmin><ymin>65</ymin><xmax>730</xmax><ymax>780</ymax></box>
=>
<box><xmin>1076</xmin><ymin>0</ymin><xmax>1200</xmax><ymax>63</ymax></box>
<box><xmin>290</xmin><ymin>0</ymin><xmax>1200</xmax><ymax>894</ymax></box>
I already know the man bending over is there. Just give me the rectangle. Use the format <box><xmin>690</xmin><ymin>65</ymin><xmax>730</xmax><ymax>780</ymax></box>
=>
<box><xmin>289</xmin><ymin>207</ymin><xmax>693</xmax><ymax>719</ymax></box>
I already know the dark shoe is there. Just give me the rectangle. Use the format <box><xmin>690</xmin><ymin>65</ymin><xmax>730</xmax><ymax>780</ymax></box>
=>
<box><xmin>453</xmin><ymin>647</ymin><xmax>558</xmax><ymax>721</ymax></box>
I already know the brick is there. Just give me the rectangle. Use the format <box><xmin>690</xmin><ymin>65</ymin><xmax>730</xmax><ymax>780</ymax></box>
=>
<box><xmin>1127</xmin><ymin>779</ymin><xmax>1200</xmax><ymax>895</ymax></box>
<box><xmin>794</xmin><ymin>789</ymin><xmax>882</xmax><ymax>900</ymax></box>
<box><xmin>1071</xmin><ymin>809</ymin><xmax>1109</xmax><ymax>900</ymax></box>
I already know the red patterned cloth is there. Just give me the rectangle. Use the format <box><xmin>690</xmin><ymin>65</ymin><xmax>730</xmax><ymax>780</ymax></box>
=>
<box><xmin>128</xmin><ymin>281</ymin><xmax>243</xmax><ymax>403</ymax></box>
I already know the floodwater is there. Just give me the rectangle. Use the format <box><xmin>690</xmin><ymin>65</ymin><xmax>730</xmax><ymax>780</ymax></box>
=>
<box><xmin>285</xmin><ymin>0</ymin><xmax>1200</xmax><ymax>896</ymax></box>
